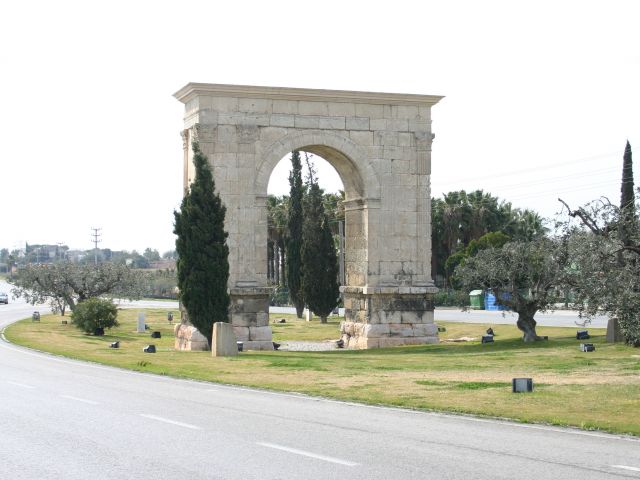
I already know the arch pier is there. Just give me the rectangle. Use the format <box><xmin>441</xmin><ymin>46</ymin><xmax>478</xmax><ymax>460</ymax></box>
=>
<box><xmin>174</xmin><ymin>83</ymin><xmax>443</xmax><ymax>350</ymax></box>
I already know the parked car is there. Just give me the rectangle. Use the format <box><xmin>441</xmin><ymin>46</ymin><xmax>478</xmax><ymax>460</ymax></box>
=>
<box><xmin>0</xmin><ymin>292</ymin><xmax>8</xmax><ymax>304</ymax></box>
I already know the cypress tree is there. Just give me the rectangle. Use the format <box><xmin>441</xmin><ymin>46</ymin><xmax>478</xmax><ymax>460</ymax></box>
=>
<box><xmin>301</xmin><ymin>161</ymin><xmax>340</xmax><ymax>323</ymax></box>
<box><xmin>619</xmin><ymin>141</ymin><xmax>635</xmax><ymax>255</ymax></box>
<box><xmin>174</xmin><ymin>141</ymin><xmax>230</xmax><ymax>347</ymax></box>
<box><xmin>620</xmin><ymin>141</ymin><xmax>635</xmax><ymax>212</ymax></box>
<box><xmin>611</xmin><ymin>141</ymin><xmax>635</xmax><ymax>342</ymax></box>
<box><xmin>286</xmin><ymin>150</ymin><xmax>305</xmax><ymax>318</ymax></box>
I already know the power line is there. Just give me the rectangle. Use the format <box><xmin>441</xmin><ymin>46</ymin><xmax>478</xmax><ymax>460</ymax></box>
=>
<box><xmin>434</xmin><ymin>151</ymin><xmax>620</xmax><ymax>185</ymax></box>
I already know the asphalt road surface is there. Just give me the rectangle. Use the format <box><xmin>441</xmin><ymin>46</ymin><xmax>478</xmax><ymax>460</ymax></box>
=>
<box><xmin>1</xmin><ymin>290</ymin><xmax>638</xmax><ymax>479</ymax></box>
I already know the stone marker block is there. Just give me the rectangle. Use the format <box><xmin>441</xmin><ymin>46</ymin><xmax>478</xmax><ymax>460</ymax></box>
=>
<box><xmin>137</xmin><ymin>312</ymin><xmax>146</xmax><ymax>333</ymax></box>
<box><xmin>606</xmin><ymin>318</ymin><xmax>624</xmax><ymax>343</ymax></box>
<box><xmin>212</xmin><ymin>322</ymin><xmax>238</xmax><ymax>357</ymax></box>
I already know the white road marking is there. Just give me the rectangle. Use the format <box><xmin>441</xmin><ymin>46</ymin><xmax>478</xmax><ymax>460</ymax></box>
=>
<box><xmin>139</xmin><ymin>414</ymin><xmax>201</xmax><ymax>430</ymax></box>
<box><xmin>611</xmin><ymin>465</ymin><xmax>640</xmax><ymax>472</ymax></box>
<box><xmin>60</xmin><ymin>395</ymin><xmax>99</xmax><ymax>405</ymax></box>
<box><xmin>257</xmin><ymin>442</ymin><xmax>359</xmax><ymax>467</ymax></box>
<box><xmin>2</xmin><ymin>322</ymin><xmax>638</xmax><ymax>444</ymax></box>
<box><xmin>7</xmin><ymin>381</ymin><xmax>35</xmax><ymax>389</ymax></box>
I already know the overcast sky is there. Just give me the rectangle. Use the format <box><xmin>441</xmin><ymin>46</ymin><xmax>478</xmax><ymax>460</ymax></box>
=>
<box><xmin>1</xmin><ymin>0</ymin><xmax>638</xmax><ymax>253</ymax></box>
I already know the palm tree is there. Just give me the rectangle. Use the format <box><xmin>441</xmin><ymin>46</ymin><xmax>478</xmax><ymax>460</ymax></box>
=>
<box><xmin>267</xmin><ymin>195</ymin><xmax>289</xmax><ymax>285</ymax></box>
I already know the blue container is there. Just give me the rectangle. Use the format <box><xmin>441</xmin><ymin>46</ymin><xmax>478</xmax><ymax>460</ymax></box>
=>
<box><xmin>484</xmin><ymin>292</ymin><xmax>511</xmax><ymax>311</ymax></box>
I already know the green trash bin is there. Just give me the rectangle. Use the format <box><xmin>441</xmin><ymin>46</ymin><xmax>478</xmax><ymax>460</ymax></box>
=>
<box><xmin>469</xmin><ymin>290</ymin><xmax>484</xmax><ymax>310</ymax></box>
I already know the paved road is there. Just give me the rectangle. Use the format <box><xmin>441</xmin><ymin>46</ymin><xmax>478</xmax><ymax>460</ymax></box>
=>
<box><xmin>434</xmin><ymin>308</ymin><xmax>609</xmax><ymax>328</ymax></box>
<box><xmin>1</xmin><ymin>297</ymin><xmax>639</xmax><ymax>478</ymax></box>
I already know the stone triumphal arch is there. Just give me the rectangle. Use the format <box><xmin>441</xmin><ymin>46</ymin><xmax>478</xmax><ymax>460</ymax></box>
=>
<box><xmin>174</xmin><ymin>83</ymin><xmax>443</xmax><ymax>350</ymax></box>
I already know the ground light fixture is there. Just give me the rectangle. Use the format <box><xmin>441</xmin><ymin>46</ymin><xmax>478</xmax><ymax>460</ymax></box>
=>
<box><xmin>151</xmin><ymin>331</ymin><xmax>161</xmax><ymax>339</ymax></box>
<box><xmin>512</xmin><ymin>378</ymin><xmax>533</xmax><ymax>393</ymax></box>
<box><xmin>580</xmin><ymin>343</ymin><xmax>595</xmax><ymax>352</ymax></box>
<box><xmin>110</xmin><ymin>341</ymin><xmax>119</xmax><ymax>349</ymax></box>
<box><xmin>143</xmin><ymin>345</ymin><xmax>156</xmax><ymax>353</ymax></box>
<box><xmin>576</xmin><ymin>330</ymin><xmax>590</xmax><ymax>340</ymax></box>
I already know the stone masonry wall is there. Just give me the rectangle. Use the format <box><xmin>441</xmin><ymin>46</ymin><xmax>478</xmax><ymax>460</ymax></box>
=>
<box><xmin>175</xmin><ymin>84</ymin><xmax>443</xmax><ymax>349</ymax></box>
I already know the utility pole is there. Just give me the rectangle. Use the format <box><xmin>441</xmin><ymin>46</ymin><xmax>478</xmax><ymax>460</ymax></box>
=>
<box><xmin>91</xmin><ymin>227</ymin><xmax>102</xmax><ymax>265</ymax></box>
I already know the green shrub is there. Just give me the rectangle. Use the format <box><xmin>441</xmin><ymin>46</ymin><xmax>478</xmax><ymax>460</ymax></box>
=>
<box><xmin>71</xmin><ymin>298</ymin><xmax>118</xmax><ymax>334</ymax></box>
<box><xmin>434</xmin><ymin>289</ymin><xmax>470</xmax><ymax>307</ymax></box>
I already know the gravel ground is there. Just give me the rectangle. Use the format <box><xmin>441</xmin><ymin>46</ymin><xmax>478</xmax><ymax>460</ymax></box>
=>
<box><xmin>278</xmin><ymin>340</ymin><xmax>340</xmax><ymax>351</ymax></box>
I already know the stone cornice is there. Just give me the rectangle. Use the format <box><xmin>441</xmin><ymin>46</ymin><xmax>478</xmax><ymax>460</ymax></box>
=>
<box><xmin>174</xmin><ymin>83</ymin><xmax>443</xmax><ymax>107</ymax></box>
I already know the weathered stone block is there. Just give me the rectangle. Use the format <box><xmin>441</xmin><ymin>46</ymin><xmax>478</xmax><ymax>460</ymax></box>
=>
<box><xmin>413</xmin><ymin>323</ymin><xmax>438</xmax><ymax>336</ymax></box>
<box><xmin>363</xmin><ymin>323</ymin><xmax>390</xmax><ymax>338</ymax></box>
<box><xmin>174</xmin><ymin>324</ymin><xmax>210</xmax><ymax>351</ymax></box>
<box><xmin>386</xmin><ymin>119</ymin><xmax>409</xmax><ymax>131</ymax></box>
<box><xmin>249</xmin><ymin>326</ymin><xmax>273</xmax><ymax>342</ymax></box>
<box><xmin>319</xmin><ymin>116</ymin><xmax>345</xmax><ymax>129</ymax></box>
<box><xmin>369</xmin><ymin>118</ymin><xmax>387</xmax><ymax>130</ymax></box>
<box><xmin>349</xmin><ymin>130</ymin><xmax>374</xmax><ymax>146</ymax></box>
<box><xmin>390</xmin><ymin>323</ymin><xmax>414</xmax><ymax>336</ymax></box>
<box><xmin>272</xmin><ymin>99</ymin><xmax>298</xmax><ymax>114</ymax></box>
<box><xmin>212</xmin><ymin>322</ymin><xmax>238</xmax><ymax>357</ymax></box>
<box><xmin>299</xmin><ymin>101</ymin><xmax>328</xmax><ymax>116</ymax></box>
<box><xmin>328</xmin><ymin>102</ymin><xmax>355</xmax><ymax>116</ymax></box>
<box><xmin>346</xmin><ymin>116</ymin><xmax>370</xmax><ymax>130</ymax></box>
<box><xmin>260</xmin><ymin>127</ymin><xmax>288</xmax><ymax>144</ymax></box>
<box><xmin>256</xmin><ymin>311</ymin><xmax>270</xmax><ymax>327</ymax></box>
<box><xmin>400</xmin><ymin>311</ymin><xmax>420</xmax><ymax>324</ymax></box>
<box><xmin>378</xmin><ymin>337</ymin><xmax>409</xmax><ymax>348</ymax></box>
<box><xmin>341</xmin><ymin>321</ymin><xmax>355</xmax><ymax>336</ymax></box>
<box><xmin>233</xmin><ymin>326</ymin><xmax>249</xmax><ymax>341</ymax></box>
<box><xmin>238</xmin><ymin>98</ymin><xmax>271</xmax><ymax>113</ymax></box>
<box><xmin>270</xmin><ymin>114</ymin><xmax>295</xmax><ymax>127</ymax></box>
<box><xmin>355</xmin><ymin>103</ymin><xmax>383</xmax><ymax>118</ymax></box>
<box><xmin>295</xmin><ymin>116</ymin><xmax>320</xmax><ymax>128</ymax></box>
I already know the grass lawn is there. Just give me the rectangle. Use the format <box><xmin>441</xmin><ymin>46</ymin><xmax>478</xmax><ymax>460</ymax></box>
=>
<box><xmin>5</xmin><ymin>309</ymin><xmax>640</xmax><ymax>436</ymax></box>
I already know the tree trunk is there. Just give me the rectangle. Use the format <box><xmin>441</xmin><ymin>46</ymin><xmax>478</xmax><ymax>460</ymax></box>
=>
<box><xmin>516</xmin><ymin>308</ymin><xmax>543</xmax><ymax>342</ymax></box>
<box><xmin>320</xmin><ymin>315</ymin><xmax>327</xmax><ymax>324</ymax></box>
<box><xmin>274</xmin><ymin>243</ymin><xmax>280</xmax><ymax>285</ymax></box>
<box><xmin>295</xmin><ymin>300</ymin><xmax>304</xmax><ymax>319</ymax></box>
<box><xmin>267</xmin><ymin>240</ymin><xmax>273</xmax><ymax>283</ymax></box>
<box><xmin>279</xmin><ymin>238</ymin><xmax>286</xmax><ymax>286</ymax></box>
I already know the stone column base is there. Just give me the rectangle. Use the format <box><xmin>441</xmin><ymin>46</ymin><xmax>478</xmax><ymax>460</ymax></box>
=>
<box><xmin>340</xmin><ymin>286</ymin><xmax>439</xmax><ymax>349</ymax></box>
<box><xmin>230</xmin><ymin>287</ymin><xmax>274</xmax><ymax>351</ymax></box>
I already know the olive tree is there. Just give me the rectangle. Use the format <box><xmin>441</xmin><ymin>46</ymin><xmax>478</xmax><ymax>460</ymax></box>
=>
<box><xmin>10</xmin><ymin>262</ymin><xmax>144</xmax><ymax>314</ymax></box>
<box><xmin>455</xmin><ymin>237</ymin><xmax>567</xmax><ymax>342</ymax></box>
<box><xmin>560</xmin><ymin>196</ymin><xmax>640</xmax><ymax>346</ymax></box>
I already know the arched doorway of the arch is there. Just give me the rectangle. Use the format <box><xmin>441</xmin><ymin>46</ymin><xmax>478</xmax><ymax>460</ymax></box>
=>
<box><xmin>174</xmin><ymin>83</ymin><xmax>443</xmax><ymax>350</ymax></box>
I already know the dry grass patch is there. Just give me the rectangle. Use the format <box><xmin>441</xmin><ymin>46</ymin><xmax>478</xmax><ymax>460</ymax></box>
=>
<box><xmin>5</xmin><ymin>310</ymin><xmax>640</xmax><ymax>436</ymax></box>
